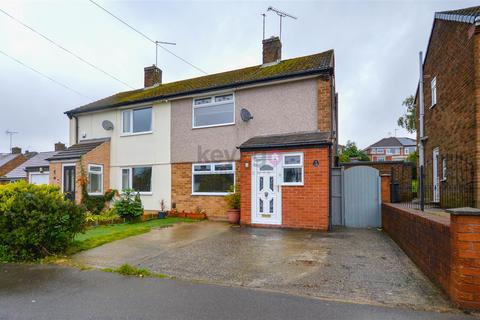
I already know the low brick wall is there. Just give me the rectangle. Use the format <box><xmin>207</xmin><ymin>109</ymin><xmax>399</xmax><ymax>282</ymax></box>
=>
<box><xmin>382</xmin><ymin>203</ymin><xmax>480</xmax><ymax>310</ymax></box>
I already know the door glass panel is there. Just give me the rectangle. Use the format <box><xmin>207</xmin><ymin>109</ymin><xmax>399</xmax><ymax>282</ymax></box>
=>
<box><xmin>259</xmin><ymin>177</ymin><xmax>263</xmax><ymax>191</ymax></box>
<box><xmin>269</xmin><ymin>177</ymin><xmax>274</xmax><ymax>191</ymax></box>
<box><xmin>269</xmin><ymin>199</ymin><xmax>274</xmax><ymax>213</ymax></box>
<box><xmin>259</xmin><ymin>199</ymin><xmax>263</xmax><ymax>213</ymax></box>
<box><xmin>260</xmin><ymin>164</ymin><xmax>273</xmax><ymax>171</ymax></box>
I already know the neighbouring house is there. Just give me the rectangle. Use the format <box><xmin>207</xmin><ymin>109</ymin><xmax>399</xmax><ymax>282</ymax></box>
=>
<box><xmin>56</xmin><ymin>36</ymin><xmax>337</xmax><ymax>230</ymax></box>
<box><xmin>364</xmin><ymin>137</ymin><xmax>416</xmax><ymax>162</ymax></box>
<box><xmin>0</xmin><ymin>143</ymin><xmax>65</xmax><ymax>185</ymax></box>
<box><xmin>416</xmin><ymin>5</ymin><xmax>480</xmax><ymax>207</ymax></box>
<box><xmin>0</xmin><ymin>147</ymin><xmax>27</xmax><ymax>184</ymax></box>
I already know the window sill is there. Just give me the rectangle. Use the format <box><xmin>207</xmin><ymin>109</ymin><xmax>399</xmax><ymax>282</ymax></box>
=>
<box><xmin>88</xmin><ymin>192</ymin><xmax>103</xmax><ymax>196</ymax></box>
<box><xmin>120</xmin><ymin>131</ymin><xmax>153</xmax><ymax>137</ymax></box>
<box><xmin>191</xmin><ymin>192</ymin><xmax>229</xmax><ymax>196</ymax></box>
<box><xmin>139</xmin><ymin>192</ymin><xmax>153</xmax><ymax>196</ymax></box>
<box><xmin>192</xmin><ymin>123</ymin><xmax>235</xmax><ymax>130</ymax></box>
<box><xmin>282</xmin><ymin>183</ymin><xmax>304</xmax><ymax>187</ymax></box>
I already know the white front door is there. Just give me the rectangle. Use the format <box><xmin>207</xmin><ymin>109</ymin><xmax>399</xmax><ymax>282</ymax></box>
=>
<box><xmin>433</xmin><ymin>148</ymin><xmax>440</xmax><ymax>203</ymax></box>
<box><xmin>251</xmin><ymin>155</ymin><xmax>282</xmax><ymax>225</ymax></box>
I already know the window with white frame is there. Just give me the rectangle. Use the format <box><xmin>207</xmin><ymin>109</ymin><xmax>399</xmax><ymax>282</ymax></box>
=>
<box><xmin>193</xmin><ymin>94</ymin><xmax>235</xmax><ymax>128</ymax></box>
<box><xmin>192</xmin><ymin>162</ymin><xmax>235</xmax><ymax>195</ymax></box>
<box><xmin>87</xmin><ymin>164</ymin><xmax>103</xmax><ymax>195</ymax></box>
<box><xmin>282</xmin><ymin>153</ymin><xmax>304</xmax><ymax>185</ymax></box>
<box><xmin>121</xmin><ymin>167</ymin><xmax>152</xmax><ymax>193</ymax></box>
<box><xmin>404</xmin><ymin>146</ymin><xmax>416</xmax><ymax>155</ymax></box>
<box><xmin>370</xmin><ymin>148</ymin><xmax>376</xmax><ymax>154</ymax></box>
<box><xmin>386</xmin><ymin>148</ymin><xmax>400</xmax><ymax>155</ymax></box>
<box><xmin>431</xmin><ymin>76</ymin><xmax>437</xmax><ymax>107</ymax></box>
<box><xmin>122</xmin><ymin>107</ymin><xmax>152</xmax><ymax>134</ymax></box>
<box><xmin>376</xmin><ymin>156</ymin><xmax>385</xmax><ymax>162</ymax></box>
<box><xmin>376</xmin><ymin>148</ymin><xmax>384</xmax><ymax>154</ymax></box>
<box><xmin>442</xmin><ymin>158</ymin><xmax>447</xmax><ymax>180</ymax></box>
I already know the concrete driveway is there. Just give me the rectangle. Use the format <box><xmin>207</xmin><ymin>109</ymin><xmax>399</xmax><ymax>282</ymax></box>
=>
<box><xmin>73</xmin><ymin>221</ymin><xmax>452</xmax><ymax>311</ymax></box>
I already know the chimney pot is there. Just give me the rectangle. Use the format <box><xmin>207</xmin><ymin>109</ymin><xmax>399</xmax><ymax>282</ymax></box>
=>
<box><xmin>144</xmin><ymin>65</ymin><xmax>162</xmax><ymax>87</ymax></box>
<box><xmin>262</xmin><ymin>36</ymin><xmax>282</xmax><ymax>64</ymax></box>
<box><xmin>11</xmin><ymin>147</ymin><xmax>21</xmax><ymax>154</ymax></box>
<box><xmin>55</xmin><ymin>142</ymin><xmax>66</xmax><ymax>151</ymax></box>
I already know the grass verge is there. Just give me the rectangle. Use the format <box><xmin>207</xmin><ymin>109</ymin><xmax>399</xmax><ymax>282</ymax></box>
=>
<box><xmin>103</xmin><ymin>264</ymin><xmax>173</xmax><ymax>279</ymax></box>
<box><xmin>67</xmin><ymin>217</ymin><xmax>194</xmax><ymax>255</ymax></box>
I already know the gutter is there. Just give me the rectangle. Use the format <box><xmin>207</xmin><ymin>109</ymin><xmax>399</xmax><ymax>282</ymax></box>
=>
<box><xmin>65</xmin><ymin>67</ymin><xmax>334</xmax><ymax>117</ymax></box>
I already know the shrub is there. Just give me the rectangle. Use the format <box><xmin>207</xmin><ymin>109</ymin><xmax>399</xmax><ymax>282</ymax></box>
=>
<box><xmin>0</xmin><ymin>181</ymin><xmax>86</xmax><ymax>261</ymax></box>
<box><xmin>224</xmin><ymin>185</ymin><xmax>240</xmax><ymax>209</ymax></box>
<box><xmin>113</xmin><ymin>189</ymin><xmax>144</xmax><ymax>221</ymax></box>
<box><xmin>85</xmin><ymin>208</ymin><xmax>119</xmax><ymax>225</ymax></box>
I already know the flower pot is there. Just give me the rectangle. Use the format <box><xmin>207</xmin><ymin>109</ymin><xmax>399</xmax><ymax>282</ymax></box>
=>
<box><xmin>227</xmin><ymin>208</ymin><xmax>240</xmax><ymax>224</ymax></box>
<box><xmin>158</xmin><ymin>211</ymin><xmax>167</xmax><ymax>219</ymax></box>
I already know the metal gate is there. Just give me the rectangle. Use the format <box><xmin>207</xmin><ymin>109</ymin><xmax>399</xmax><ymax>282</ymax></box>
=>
<box><xmin>343</xmin><ymin>166</ymin><xmax>381</xmax><ymax>228</ymax></box>
<box><xmin>331</xmin><ymin>167</ymin><xmax>344</xmax><ymax>226</ymax></box>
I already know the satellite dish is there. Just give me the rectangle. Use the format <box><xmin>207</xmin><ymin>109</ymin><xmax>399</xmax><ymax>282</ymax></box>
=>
<box><xmin>240</xmin><ymin>108</ymin><xmax>253</xmax><ymax>122</ymax></box>
<box><xmin>102</xmin><ymin>120</ymin><xmax>114</xmax><ymax>131</ymax></box>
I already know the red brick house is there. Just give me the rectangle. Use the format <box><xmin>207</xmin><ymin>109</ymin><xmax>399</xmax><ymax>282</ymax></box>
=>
<box><xmin>364</xmin><ymin>137</ymin><xmax>416</xmax><ymax>162</ymax></box>
<box><xmin>416</xmin><ymin>6</ymin><xmax>480</xmax><ymax>206</ymax></box>
<box><xmin>0</xmin><ymin>148</ymin><xmax>27</xmax><ymax>184</ymax></box>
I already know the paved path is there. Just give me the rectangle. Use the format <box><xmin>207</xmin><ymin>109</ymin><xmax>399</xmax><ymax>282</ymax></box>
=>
<box><xmin>0</xmin><ymin>264</ymin><xmax>474</xmax><ymax>320</ymax></box>
<box><xmin>73</xmin><ymin>221</ymin><xmax>452</xmax><ymax>311</ymax></box>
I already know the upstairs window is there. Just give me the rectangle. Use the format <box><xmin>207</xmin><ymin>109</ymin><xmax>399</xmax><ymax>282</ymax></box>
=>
<box><xmin>376</xmin><ymin>148</ymin><xmax>384</xmax><ymax>154</ymax></box>
<box><xmin>122</xmin><ymin>107</ymin><xmax>152</xmax><ymax>134</ymax></box>
<box><xmin>193</xmin><ymin>94</ymin><xmax>235</xmax><ymax>128</ymax></box>
<box><xmin>87</xmin><ymin>164</ymin><xmax>103</xmax><ymax>195</ymax></box>
<box><xmin>431</xmin><ymin>77</ymin><xmax>437</xmax><ymax>107</ymax></box>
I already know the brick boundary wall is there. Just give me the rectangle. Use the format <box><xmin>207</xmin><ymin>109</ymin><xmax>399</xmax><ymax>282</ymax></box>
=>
<box><xmin>382</xmin><ymin>203</ymin><xmax>480</xmax><ymax>310</ymax></box>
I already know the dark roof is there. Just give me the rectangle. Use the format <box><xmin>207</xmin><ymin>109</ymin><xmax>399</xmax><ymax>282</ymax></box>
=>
<box><xmin>67</xmin><ymin>50</ymin><xmax>334</xmax><ymax>116</ymax></box>
<box><xmin>0</xmin><ymin>153</ymin><xmax>20</xmax><ymax>167</ymax></box>
<box><xmin>239</xmin><ymin>131</ymin><xmax>331</xmax><ymax>150</ymax></box>
<box><xmin>0</xmin><ymin>151</ymin><xmax>57</xmax><ymax>180</ymax></box>
<box><xmin>435</xmin><ymin>5</ymin><xmax>480</xmax><ymax>24</ymax></box>
<box><xmin>47</xmin><ymin>139</ymin><xmax>109</xmax><ymax>161</ymax></box>
<box><xmin>366</xmin><ymin>137</ymin><xmax>416</xmax><ymax>149</ymax></box>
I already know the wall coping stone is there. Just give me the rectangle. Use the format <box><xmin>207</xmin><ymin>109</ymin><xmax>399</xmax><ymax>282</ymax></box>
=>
<box><xmin>447</xmin><ymin>207</ymin><xmax>480</xmax><ymax>216</ymax></box>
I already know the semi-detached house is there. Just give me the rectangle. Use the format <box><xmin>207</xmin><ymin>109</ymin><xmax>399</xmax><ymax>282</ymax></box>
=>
<box><xmin>49</xmin><ymin>37</ymin><xmax>338</xmax><ymax>230</ymax></box>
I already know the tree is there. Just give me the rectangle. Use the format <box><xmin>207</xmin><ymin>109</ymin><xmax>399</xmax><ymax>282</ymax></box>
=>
<box><xmin>339</xmin><ymin>140</ymin><xmax>369</xmax><ymax>162</ymax></box>
<box><xmin>397</xmin><ymin>95</ymin><xmax>416</xmax><ymax>133</ymax></box>
<box><xmin>406</xmin><ymin>150</ymin><xmax>417</xmax><ymax>163</ymax></box>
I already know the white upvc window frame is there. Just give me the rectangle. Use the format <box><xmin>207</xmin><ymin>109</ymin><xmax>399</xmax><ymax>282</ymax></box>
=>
<box><xmin>376</xmin><ymin>156</ymin><xmax>386</xmax><ymax>162</ymax></box>
<box><xmin>121</xmin><ymin>106</ymin><xmax>153</xmax><ymax>136</ymax></box>
<box><xmin>431</xmin><ymin>76</ymin><xmax>437</xmax><ymax>108</ymax></box>
<box><xmin>121</xmin><ymin>166</ymin><xmax>153</xmax><ymax>195</ymax></box>
<box><xmin>282</xmin><ymin>152</ymin><xmax>304</xmax><ymax>186</ymax></box>
<box><xmin>87</xmin><ymin>164</ymin><xmax>103</xmax><ymax>196</ymax></box>
<box><xmin>191</xmin><ymin>162</ymin><xmax>236</xmax><ymax>196</ymax></box>
<box><xmin>442</xmin><ymin>157</ymin><xmax>447</xmax><ymax>181</ymax></box>
<box><xmin>376</xmin><ymin>148</ymin><xmax>384</xmax><ymax>154</ymax></box>
<box><xmin>192</xmin><ymin>93</ymin><xmax>235</xmax><ymax>129</ymax></box>
<box><xmin>370</xmin><ymin>148</ymin><xmax>376</xmax><ymax>154</ymax></box>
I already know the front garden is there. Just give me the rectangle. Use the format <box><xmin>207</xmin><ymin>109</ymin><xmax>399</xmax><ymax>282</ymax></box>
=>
<box><xmin>0</xmin><ymin>181</ymin><xmax>194</xmax><ymax>263</ymax></box>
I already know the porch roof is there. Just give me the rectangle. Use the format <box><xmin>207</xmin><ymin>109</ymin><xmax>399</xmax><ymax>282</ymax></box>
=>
<box><xmin>47</xmin><ymin>138</ymin><xmax>109</xmax><ymax>161</ymax></box>
<box><xmin>238</xmin><ymin>131</ymin><xmax>331</xmax><ymax>151</ymax></box>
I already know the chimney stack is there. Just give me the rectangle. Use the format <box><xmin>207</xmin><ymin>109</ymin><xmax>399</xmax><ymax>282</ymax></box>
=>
<box><xmin>144</xmin><ymin>65</ymin><xmax>162</xmax><ymax>87</ymax></box>
<box><xmin>262</xmin><ymin>36</ymin><xmax>282</xmax><ymax>64</ymax></box>
<box><xmin>11</xmin><ymin>147</ymin><xmax>21</xmax><ymax>154</ymax></box>
<box><xmin>55</xmin><ymin>142</ymin><xmax>66</xmax><ymax>151</ymax></box>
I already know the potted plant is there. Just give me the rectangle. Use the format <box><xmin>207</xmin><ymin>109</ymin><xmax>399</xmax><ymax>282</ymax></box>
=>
<box><xmin>158</xmin><ymin>199</ymin><xmax>167</xmax><ymax>219</ymax></box>
<box><xmin>187</xmin><ymin>207</ymin><xmax>207</xmax><ymax>220</ymax></box>
<box><xmin>224</xmin><ymin>185</ymin><xmax>240</xmax><ymax>224</ymax></box>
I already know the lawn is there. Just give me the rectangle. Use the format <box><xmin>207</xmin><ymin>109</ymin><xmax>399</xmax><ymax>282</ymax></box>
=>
<box><xmin>67</xmin><ymin>217</ymin><xmax>194</xmax><ymax>255</ymax></box>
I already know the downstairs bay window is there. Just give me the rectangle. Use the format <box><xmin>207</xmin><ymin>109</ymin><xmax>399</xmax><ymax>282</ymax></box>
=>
<box><xmin>121</xmin><ymin>167</ymin><xmax>152</xmax><ymax>193</ymax></box>
<box><xmin>192</xmin><ymin>162</ymin><xmax>235</xmax><ymax>195</ymax></box>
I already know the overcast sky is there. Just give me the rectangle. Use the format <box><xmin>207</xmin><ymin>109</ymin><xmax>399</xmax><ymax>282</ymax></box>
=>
<box><xmin>0</xmin><ymin>0</ymin><xmax>477</xmax><ymax>153</ymax></box>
